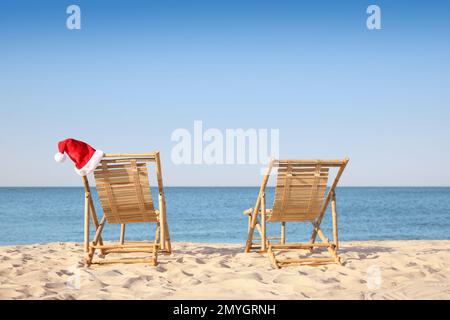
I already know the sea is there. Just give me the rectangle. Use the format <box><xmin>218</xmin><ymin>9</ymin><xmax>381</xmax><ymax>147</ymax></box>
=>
<box><xmin>0</xmin><ymin>187</ymin><xmax>449</xmax><ymax>245</ymax></box>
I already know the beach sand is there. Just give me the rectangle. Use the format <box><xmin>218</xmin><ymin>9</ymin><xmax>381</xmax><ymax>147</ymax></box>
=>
<box><xmin>0</xmin><ymin>240</ymin><xmax>449</xmax><ymax>300</ymax></box>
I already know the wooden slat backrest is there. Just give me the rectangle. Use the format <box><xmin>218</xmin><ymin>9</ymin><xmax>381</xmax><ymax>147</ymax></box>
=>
<box><xmin>271</xmin><ymin>163</ymin><xmax>329</xmax><ymax>221</ymax></box>
<box><xmin>268</xmin><ymin>159</ymin><xmax>348</xmax><ymax>222</ymax></box>
<box><xmin>93</xmin><ymin>154</ymin><xmax>158</xmax><ymax>224</ymax></box>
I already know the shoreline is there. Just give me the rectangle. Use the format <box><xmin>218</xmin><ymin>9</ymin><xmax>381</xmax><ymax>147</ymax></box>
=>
<box><xmin>1</xmin><ymin>240</ymin><xmax>450</xmax><ymax>300</ymax></box>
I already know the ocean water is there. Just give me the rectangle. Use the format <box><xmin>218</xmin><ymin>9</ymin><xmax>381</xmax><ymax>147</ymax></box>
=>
<box><xmin>0</xmin><ymin>187</ymin><xmax>449</xmax><ymax>245</ymax></box>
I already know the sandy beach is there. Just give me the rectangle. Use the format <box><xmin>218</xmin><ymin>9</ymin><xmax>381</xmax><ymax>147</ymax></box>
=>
<box><xmin>0</xmin><ymin>240</ymin><xmax>449</xmax><ymax>300</ymax></box>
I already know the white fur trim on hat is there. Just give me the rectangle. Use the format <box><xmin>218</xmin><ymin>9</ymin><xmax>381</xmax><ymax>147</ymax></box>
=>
<box><xmin>54</xmin><ymin>152</ymin><xmax>66</xmax><ymax>163</ymax></box>
<box><xmin>74</xmin><ymin>150</ymin><xmax>104</xmax><ymax>176</ymax></box>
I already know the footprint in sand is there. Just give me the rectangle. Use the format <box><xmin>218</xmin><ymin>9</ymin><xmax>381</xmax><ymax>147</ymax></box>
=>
<box><xmin>57</xmin><ymin>293</ymin><xmax>76</xmax><ymax>300</ymax></box>
<box><xmin>187</xmin><ymin>278</ymin><xmax>201</xmax><ymax>285</ymax></box>
<box><xmin>423</xmin><ymin>265</ymin><xmax>440</xmax><ymax>274</ymax></box>
<box><xmin>181</xmin><ymin>270</ymin><xmax>193</xmax><ymax>277</ymax></box>
<box><xmin>44</xmin><ymin>282</ymin><xmax>66</xmax><ymax>289</ymax></box>
<box><xmin>218</xmin><ymin>262</ymin><xmax>231</xmax><ymax>269</ymax></box>
<box><xmin>195</xmin><ymin>258</ymin><xmax>206</xmax><ymax>264</ymax></box>
<box><xmin>236</xmin><ymin>272</ymin><xmax>263</xmax><ymax>282</ymax></box>
<box><xmin>100</xmin><ymin>269</ymin><xmax>124</xmax><ymax>277</ymax></box>
<box><xmin>156</xmin><ymin>265</ymin><xmax>167</xmax><ymax>272</ymax></box>
<box><xmin>319</xmin><ymin>277</ymin><xmax>340</xmax><ymax>284</ymax></box>
<box><xmin>122</xmin><ymin>277</ymin><xmax>146</xmax><ymax>289</ymax></box>
<box><xmin>406</xmin><ymin>262</ymin><xmax>418</xmax><ymax>267</ymax></box>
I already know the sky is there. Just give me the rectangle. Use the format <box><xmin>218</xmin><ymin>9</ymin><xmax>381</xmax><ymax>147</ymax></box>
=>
<box><xmin>0</xmin><ymin>0</ymin><xmax>449</xmax><ymax>186</ymax></box>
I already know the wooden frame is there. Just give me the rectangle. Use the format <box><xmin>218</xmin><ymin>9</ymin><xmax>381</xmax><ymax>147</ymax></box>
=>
<box><xmin>82</xmin><ymin>151</ymin><xmax>171</xmax><ymax>267</ymax></box>
<box><xmin>244</xmin><ymin>158</ymin><xmax>349</xmax><ymax>268</ymax></box>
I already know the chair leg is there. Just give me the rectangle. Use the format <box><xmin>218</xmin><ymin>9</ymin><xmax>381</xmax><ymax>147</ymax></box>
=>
<box><xmin>154</xmin><ymin>222</ymin><xmax>171</xmax><ymax>254</ymax></box>
<box><xmin>260</xmin><ymin>193</ymin><xmax>267</xmax><ymax>252</ymax></box>
<box><xmin>315</xmin><ymin>227</ymin><xmax>341</xmax><ymax>264</ymax></box>
<box><xmin>245</xmin><ymin>208</ymin><xmax>267</xmax><ymax>252</ymax></box>
<box><xmin>82</xmin><ymin>177</ymin><xmax>106</xmax><ymax>256</ymax></box>
<box><xmin>245</xmin><ymin>211</ymin><xmax>259</xmax><ymax>252</ymax></box>
<box><xmin>245</xmin><ymin>225</ymin><xmax>255</xmax><ymax>252</ymax></box>
<box><xmin>245</xmin><ymin>215</ymin><xmax>256</xmax><ymax>249</ymax></box>
<box><xmin>88</xmin><ymin>201</ymin><xmax>106</xmax><ymax>256</ymax></box>
<box><xmin>120</xmin><ymin>224</ymin><xmax>126</xmax><ymax>245</ymax></box>
<box><xmin>87</xmin><ymin>216</ymin><xmax>107</xmax><ymax>265</ymax></box>
<box><xmin>248</xmin><ymin>217</ymin><xmax>263</xmax><ymax>251</ymax></box>
<box><xmin>159</xmin><ymin>212</ymin><xmax>166</xmax><ymax>252</ymax></box>
<box><xmin>84</xmin><ymin>192</ymin><xmax>91</xmax><ymax>266</ymax></box>
<box><xmin>154</xmin><ymin>223</ymin><xmax>160</xmax><ymax>245</ymax></box>
<box><xmin>164</xmin><ymin>222</ymin><xmax>172</xmax><ymax>254</ymax></box>
<box><xmin>267</xmin><ymin>246</ymin><xmax>280</xmax><ymax>269</ymax></box>
<box><xmin>331</xmin><ymin>193</ymin><xmax>339</xmax><ymax>251</ymax></box>
<box><xmin>151</xmin><ymin>244</ymin><xmax>158</xmax><ymax>266</ymax></box>
<box><xmin>281</xmin><ymin>222</ymin><xmax>286</xmax><ymax>244</ymax></box>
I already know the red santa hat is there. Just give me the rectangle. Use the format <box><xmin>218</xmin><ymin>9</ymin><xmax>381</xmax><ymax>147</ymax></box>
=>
<box><xmin>54</xmin><ymin>138</ymin><xmax>104</xmax><ymax>176</ymax></box>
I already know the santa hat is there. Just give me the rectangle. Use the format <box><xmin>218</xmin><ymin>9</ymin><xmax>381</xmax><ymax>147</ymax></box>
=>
<box><xmin>54</xmin><ymin>138</ymin><xmax>104</xmax><ymax>176</ymax></box>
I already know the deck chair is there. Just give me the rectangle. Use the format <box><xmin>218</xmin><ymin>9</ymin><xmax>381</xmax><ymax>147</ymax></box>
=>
<box><xmin>81</xmin><ymin>152</ymin><xmax>171</xmax><ymax>266</ymax></box>
<box><xmin>244</xmin><ymin>158</ymin><xmax>349</xmax><ymax>268</ymax></box>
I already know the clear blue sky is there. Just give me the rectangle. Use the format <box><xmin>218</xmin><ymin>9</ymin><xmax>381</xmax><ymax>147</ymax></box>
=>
<box><xmin>0</xmin><ymin>0</ymin><xmax>449</xmax><ymax>186</ymax></box>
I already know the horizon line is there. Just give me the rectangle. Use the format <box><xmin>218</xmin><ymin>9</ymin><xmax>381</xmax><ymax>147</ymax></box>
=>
<box><xmin>1</xmin><ymin>185</ymin><xmax>449</xmax><ymax>188</ymax></box>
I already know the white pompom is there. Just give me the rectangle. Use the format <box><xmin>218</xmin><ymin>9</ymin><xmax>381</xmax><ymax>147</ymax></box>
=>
<box><xmin>54</xmin><ymin>152</ymin><xmax>66</xmax><ymax>163</ymax></box>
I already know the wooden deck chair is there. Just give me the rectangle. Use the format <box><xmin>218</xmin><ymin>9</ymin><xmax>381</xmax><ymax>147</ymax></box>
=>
<box><xmin>81</xmin><ymin>152</ymin><xmax>171</xmax><ymax>266</ymax></box>
<box><xmin>244</xmin><ymin>158</ymin><xmax>349</xmax><ymax>268</ymax></box>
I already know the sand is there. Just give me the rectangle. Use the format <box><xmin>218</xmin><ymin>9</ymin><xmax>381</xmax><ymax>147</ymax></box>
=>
<box><xmin>0</xmin><ymin>240</ymin><xmax>449</xmax><ymax>300</ymax></box>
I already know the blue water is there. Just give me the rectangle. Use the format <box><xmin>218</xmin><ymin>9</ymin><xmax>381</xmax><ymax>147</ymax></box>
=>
<box><xmin>0</xmin><ymin>187</ymin><xmax>449</xmax><ymax>245</ymax></box>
